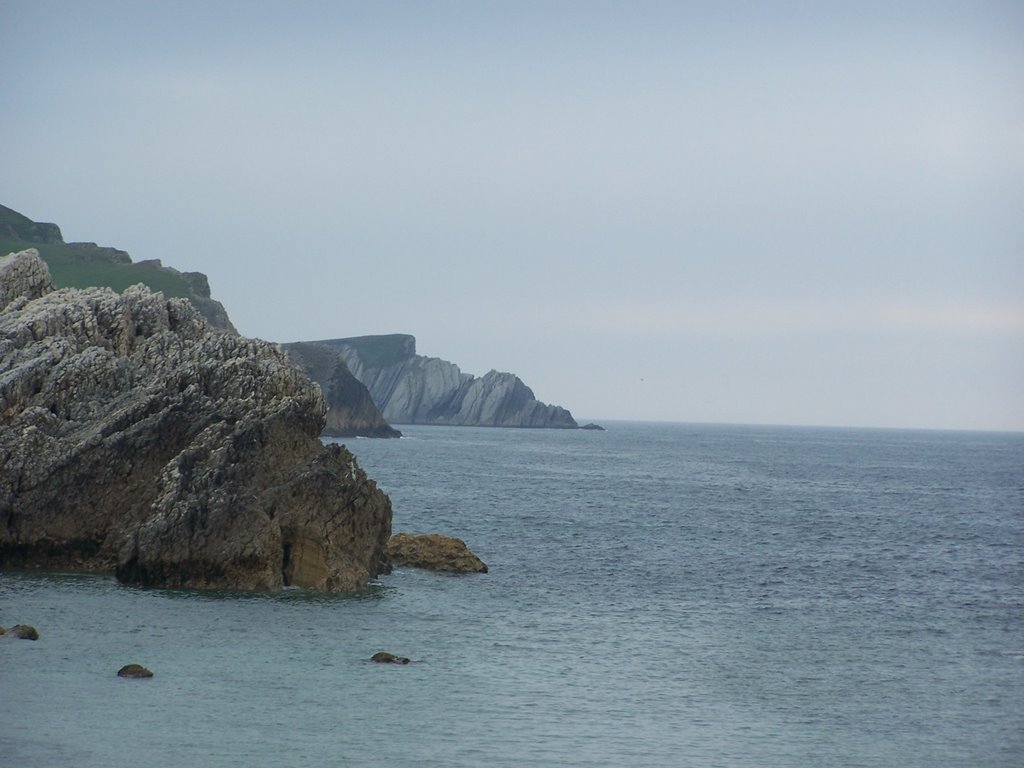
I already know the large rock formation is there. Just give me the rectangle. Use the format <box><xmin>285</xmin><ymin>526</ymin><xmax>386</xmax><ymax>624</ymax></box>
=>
<box><xmin>283</xmin><ymin>342</ymin><xmax>400</xmax><ymax>438</ymax></box>
<box><xmin>308</xmin><ymin>334</ymin><xmax>578</xmax><ymax>428</ymax></box>
<box><xmin>0</xmin><ymin>249</ymin><xmax>391</xmax><ymax>592</ymax></box>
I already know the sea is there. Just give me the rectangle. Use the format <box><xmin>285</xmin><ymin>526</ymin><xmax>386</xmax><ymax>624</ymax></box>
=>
<box><xmin>1</xmin><ymin>422</ymin><xmax>1022</xmax><ymax>767</ymax></box>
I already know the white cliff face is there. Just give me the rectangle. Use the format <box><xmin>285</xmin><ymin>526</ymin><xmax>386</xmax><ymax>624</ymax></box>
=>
<box><xmin>378</xmin><ymin>357</ymin><xmax>468</xmax><ymax>423</ymax></box>
<box><xmin>1</xmin><ymin>250</ymin><xmax>392</xmax><ymax>591</ymax></box>
<box><xmin>319</xmin><ymin>335</ymin><xmax>578</xmax><ymax>428</ymax></box>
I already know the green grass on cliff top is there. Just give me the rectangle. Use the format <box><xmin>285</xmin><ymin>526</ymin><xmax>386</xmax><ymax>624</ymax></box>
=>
<box><xmin>1</xmin><ymin>234</ymin><xmax>194</xmax><ymax>300</ymax></box>
<box><xmin>323</xmin><ymin>334</ymin><xmax>415</xmax><ymax>369</ymax></box>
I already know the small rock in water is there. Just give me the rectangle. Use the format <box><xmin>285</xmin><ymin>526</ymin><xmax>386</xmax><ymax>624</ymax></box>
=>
<box><xmin>117</xmin><ymin>664</ymin><xmax>154</xmax><ymax>678</ymax></box>
<box><xmin>387</xmin><ymin>532</ymin><xmax>488</xmax><ymax>573</ymax></box>
<box><xmin>370</xmin><ymin>651</ymin><xmax>411</xmax><ymax>665</ymax></box>
<box><xmin>6</xmin><ymin>624</ymin><xmax>40</xmax><ymax>640</ymax></box>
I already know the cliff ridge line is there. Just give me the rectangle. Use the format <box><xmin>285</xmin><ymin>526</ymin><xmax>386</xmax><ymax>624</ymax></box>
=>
<box><xmin>0</xmin><ymin>203</ymin><xmax>235</xmax><ymax>332</ymax></box>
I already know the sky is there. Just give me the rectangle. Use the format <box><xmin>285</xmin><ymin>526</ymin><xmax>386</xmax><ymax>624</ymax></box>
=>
<box><xmin>2</xmin><ymin>1</ymin><xmax>1022</xmax><ymax>431</ymax></box>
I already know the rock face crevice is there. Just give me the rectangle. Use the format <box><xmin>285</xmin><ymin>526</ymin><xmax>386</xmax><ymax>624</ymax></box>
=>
<box><xmin>310</xmin><ymin>334</ymin><xmax>578</xmax><ymax>428</ymax></box>
<box><xmin>0</xmin><ymin>249</ymin><xmax>391</xmax><ymax>591</ymax></box>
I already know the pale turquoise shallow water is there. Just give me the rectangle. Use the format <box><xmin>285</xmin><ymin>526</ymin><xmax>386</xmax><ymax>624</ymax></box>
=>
<box><xmin>2</xmin><ymin>423</ymin><xmax>1022</xmax><ymax>767</ymax></box>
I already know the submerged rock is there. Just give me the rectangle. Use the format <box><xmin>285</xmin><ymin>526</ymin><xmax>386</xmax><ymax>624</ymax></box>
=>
<box><xmin>0</xmin><ymin>249</ymin><xmax>392</xmax><ymax>592</ymax></box>
<box><xmin>370</xmin><ymin>651</ymin><xmax>411</xmax><ymax>664</ymax></box>
<box><xmin>387</xmin><ymin>533</ymin><xmax>488</xmax><ymax>573</ymax></box>
<box><xmin>117</xmin><ymin>663</ymin><xmax>154</xmax><ymax>678</ymax></box>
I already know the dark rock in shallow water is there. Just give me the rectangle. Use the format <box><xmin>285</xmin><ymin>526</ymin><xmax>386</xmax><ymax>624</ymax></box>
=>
<box><xmin>0</xmin><ymin>249</ymin><xmax>392</xmax><ymax>592</ymax></box>
<box><xmin>117</xmin><ymin>664</ymin><xmax>154</xmax><ymax>678</ymax></box>
<box><xmin>388</xmin><ymin>533</ymin><xmax>488</xmax><ymax>573</ymax></box>
<box><xmin>370</xmin><ymin>651</ymin><xmax>411</xmax><ymax>664</ymax></box>
<box><xmin>3</xmin><ymin>624</ymin><xmax>39</xmax><ymax>640</ymax></box>
<box><xmin>579</xmin><ymin>423</ymin><xmax>605</xmax><ymax>431</ymax></box>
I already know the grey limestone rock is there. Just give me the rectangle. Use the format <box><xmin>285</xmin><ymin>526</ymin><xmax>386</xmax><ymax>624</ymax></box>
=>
<box><xmin>0</xmin><ymin>250</ymin><xmax>391</xmax><ymax>591</ymax></box>
<box><xmin>0</xmin><ymin>249</ymin><xmax>53</xmax><ymax>311</ymax></box>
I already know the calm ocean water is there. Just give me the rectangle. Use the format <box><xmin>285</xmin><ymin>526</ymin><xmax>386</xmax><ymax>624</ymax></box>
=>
<box><xmin>2</xmin><ymin>422</ymin><xmax>1022</xmax><ymax>767</ymax></box>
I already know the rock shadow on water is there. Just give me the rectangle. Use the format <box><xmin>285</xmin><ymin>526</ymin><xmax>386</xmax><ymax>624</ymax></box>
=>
<box><xmin>128</xmin><ymin>579</ymin><xmax>395</xmax><ymax>605</ymax></box>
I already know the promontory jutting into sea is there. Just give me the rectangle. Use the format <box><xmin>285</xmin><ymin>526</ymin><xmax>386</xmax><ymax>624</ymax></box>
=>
<box><xmin>1</xmin><ymin>205</ymin><xmax>1021</xmax><ymax>767</ymax></box>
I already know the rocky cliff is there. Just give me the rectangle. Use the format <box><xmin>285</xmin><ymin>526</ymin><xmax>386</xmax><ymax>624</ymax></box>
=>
<box><xmin>0</xmin><ymin>249</ymin><xmax>391</xmax><ymax>591</ymax></box>
<box><xmin>309</xmin><ymin>334</ymin><xmax>578</xmax><ymax>428</ymax></box>
<box><xmin>283</xmin><ymin>342</ymin><xmax>400</xmax><ymax>438</ymax></box>
<box><xmin>0</xmin><ymin>203</ymin><xmax>236</xmax><ymax>332</ymax></box>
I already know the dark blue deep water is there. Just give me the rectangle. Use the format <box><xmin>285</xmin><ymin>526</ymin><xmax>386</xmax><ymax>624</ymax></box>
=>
<box><xmin>2</xmin><ymin>423</ymin><xmax>1022</xmax><ymax>767</ymax></box>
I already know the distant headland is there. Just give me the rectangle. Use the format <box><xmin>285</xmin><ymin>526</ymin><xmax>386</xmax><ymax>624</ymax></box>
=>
<box><xmin>302</xmin><ymin>334</ymin><xmax>581</xmax><ymax>429</ymax></box>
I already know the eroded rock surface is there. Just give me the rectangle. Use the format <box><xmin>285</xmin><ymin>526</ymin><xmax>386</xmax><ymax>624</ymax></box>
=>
<box><xmin>0</xmin><ymin>245</ymin><xmax>52</xmax><ymax>308</ymax></box>
<box><xmin>0</xmin><ymin>249</ymin><xmax>391</xmax><ymax>592</ymax></box>
<box><xmin>388</xmin><ymin>532</ymin><xmax>488</xmax><ymax>573</ymax></box>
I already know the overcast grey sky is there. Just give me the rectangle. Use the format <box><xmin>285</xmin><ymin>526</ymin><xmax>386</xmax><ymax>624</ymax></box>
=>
<box><xmin>2</xmin><ymin>1</ymin><xmax>1022</xmax><ymax>430</ymax></box>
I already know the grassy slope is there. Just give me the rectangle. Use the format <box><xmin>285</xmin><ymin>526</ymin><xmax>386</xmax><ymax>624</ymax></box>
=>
<box><xmin>318</xmin><ymin>334</ymin><xmax>415</xmax><ymax>369</ymax></box>
<box><xmin>0</xmin><ymin>234</ymin><xmax>194</xmax><ymax>300</ymax></box>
